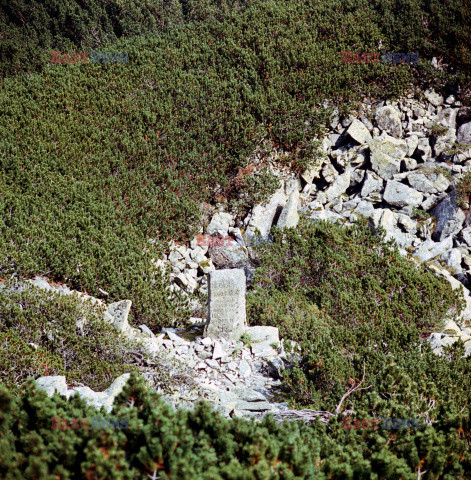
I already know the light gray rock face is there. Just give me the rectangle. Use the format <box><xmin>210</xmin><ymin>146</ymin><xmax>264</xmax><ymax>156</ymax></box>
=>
<box><xmin>430</xmin><ymin>192</ymin><xmax>466</xmax><ymax>241</ymax></box>
<box><xmin>324</xmin><ymin>171</ymin><xmax>350</xmax><ymax>202</ymax></box>
<box><xmin>416</xmin><ymin>137</ymin><xmax>432</xmax><ymax>161</ymax></box>
<box><xmin>206</xmin><ymin>212</ymin><xmax>233</xmax><ymax>236</ymax></box>
<box><xmin>276</xmin><ymin>190</ymin><xmax>300</xmax><ymax>229</ymax></box>
<box><xmin>369</xmin><ymin>134</ymin><xmax>408</xmax><ymax>179</ymax></box>
<box><xmin>433</xmin><ymin>128</ymin><xmax>457</xmax><ymax>157</ymax></box>
<box><xmin>36</xmin><ymin>374</ymin><xmax>131</xmax><ymax>413</ymax></box>
<box><xmin>424</xmin><ymin>89</ymin><xmax>443</xmax><ymax>107</ymax></box>
<box><xmin>105</xmin><ymin>373</ymin><xmax>131</xmax><ymax>399</ymax></box>
<box><xmin>208</xmin><ymin>245</ymin><xmax>250</xmax><ymax>269</ymax></box>
<box><xmin>457</xmin><ymin>122</ymin><xmax>471</xmax><ymax>145</ymax></box>
<box><xmin>245</xmin><ymin>326</ymin><xmax>279</xmax><ymax>344</ymax></box>
<box><xmin>406</xmin><ymin>134</ymin><xmax>419</xmax><ymax>157</ymax></box>
<box><xmin>361</xmin><ymin>171</ymin><xmax>384</xmax><ymax>200</ymax></box>
<box><xmin>375</xmin><ymin>105</ymin><xmax>402</xmax><ymax>138</ymax></box>
<box><xmin>383</xmin><ymin>180</ymin><xmax>423</xmax><ymax>208</ymax></box>
<box><xmin>204</xmin><ymin>269</ymin><xmax>247</xmax><ymax>341</ymax></box>
<box><xmin>106</xmin><ymin>300</ymin><xmax>132</xmax><ymax>333</ymax></box>
<box><xmin>245</xmin><ymin>188</ymin><xmax>287</xmax><ymax>238</ymax></box>
<box><xmin>35</xmin><ymin>376</ymin><xmax>68</xmax><ymax>397</ymax></box>
<box><xmin>321</xmin><ymin>163</ymin><xmax>338</xmax><ymax>184</ymax></box>
<box><xmin>413</xmin><ymin>237</ymin><xmax>453</xmax><ymax>262</ymax></box>
<box><xmin>406</xmin><ymin>166</ymin><xmax>450</xmax><ymax>194</ymax></box>
<box><xmin>347</xmin><ymin>118</ymin><xmax>372</xmax><ymax>144</ymax></box>
<box><xmin>301</xmin><ymin>159</ymin><xmax>325</xmax><ymax>184</ymax></box>
<box><xmin>437</xmin><ymin>108</ymin><xmax>458</xmax><ymax>130</ymax></box>
<box><xmin>353</xmin><ymin>200</ymin><xmax>375</xmax><ymax>218</ymax></box>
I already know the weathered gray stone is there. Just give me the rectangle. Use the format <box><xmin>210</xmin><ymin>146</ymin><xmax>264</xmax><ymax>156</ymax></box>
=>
<box><xmin>406</xmin><ymin>134</ymin><xmax>419</xmax><ymax>157</ymax></box>
<box><xmin>430</xmin><ymin>191</ymin><xmax>466</xmax><ymax>241</ymax></box>
<box><xmin>353</xmin><ymin>200</ymin><xmax>375</xmax><ymax>218</ymax></box>
<box><xmin>416</xmin><ymin>137</ymin><xmax>432</xmax><ymax>162</ymax></box>
<box><xmin>139</xmin><ymin>325</ymin><xmax>155</xmax><ymax>338</ymax></box>
<box><xmin>369</xmin><ymin>134</ymin><xmax>407</xmax><ymax>179</ymax></box>
<box><xmin>69</xmin><ymin>387</ymin><xmax>113</xmax><ymax>412</ymax></box>
<box><xmin>276</xmin><ymin>190</ymin><xmax>299</xmax><ymax>229</ymax></box>
<box><xmin>434</xmin><ymin>128</ymin><xmax>457</xmax><ymax>157</ymax></box>
<box><xmin>446</xmin><ymin>249</ymin><xmax>462</xmax><ymax>272</ymax></box>
<box><xmin>206</xmin><ymin>212</ymin><xmax>233</xmax><ymax>236</ymax></box>
<box><xmin>105</xmin><ymin>373</ymin><xmax>131</xmax><ymax>399</ymax></box>
<box><xmin>309</xmin><ymin>208</ymin><xmax>344</xmax><ymax>224</ymax></box>
<box><xmin>350</xmin><ymin>168</ymin><xmax>365</xmax><ymax>186</ymax></box>
<box><xmin>457</xmin><ymin>122</ymin><xmax>471</xmax><ymax>145</ymax></box>
<box><xmin>347</xmin><ymin>118</ymin><xmax>372</xmax><ymax>144</ymax></box>
<box><xmin>361</xmin><ymin>171</ymin><xmax>384</xmax><ymax>199</ymax></box>
<box><xmin>251</xmin><ymin>341</ymin><xmax>278</xmax><ymax>359</ymax></box>
<box><xmin>205</xmin><ymin>359</ymin><xmax>219</xmax><ymax>369</ymax></box>
<box><xmin>413</xmin><ymin>236</ymin><xmax>453</xmax><ymax>262</ymax></box>
<box><xmin>204</xmin><ymin>269</ymin><xmax>246</xmax><ymax>341</ymax></box>
<box><xmin>238</xmin><ymin>359</ymin><xmax>252</xmax><ymax>377</ymax></box>
<box><xmin>403</xmin><ymin>157</ymin><xmax>418</xmax><ymax>171</ymax></box>
<box><xmin>167</xmin><ymin>331</ymin><xmax>189</xmax><ymax>346</ymax></box>
<box><xmin>235</xmin><ymin>400</ymin><xmax>272</xmax><ymax>411</ymax></box>
<box><xmin>35</xmin><ymin>376</ymin><xmax>68</xmax><ymax>397</ymax></box>
<box><xmin>437</xmin><ymin>108</ymin><xmax>458</xmax><ymax>130</ymax></box>
<box><xmin>107</xmin><ymin>300</ymin><xmax>132</xmax><ymax>333</ymax></box>
<box><xmin>324</xmin><ymin>171</ymin><xmax>351</xmax><ymax>202</ymax></box>
<box><xmin>245</xmin><ymin>326</ymin><xmax>279</xmax><ymax>344</ymax></box>
<box><xmin>208</xmin><ymin>245</ymin><xmax>249</xmax><ymax>269</ymax></box>
<box><xmin>301</xmin><ymin>159</ymin><xmax>325</xmax><ymax>184</ymax></box>
<box><xmin>233</xmin><ymin>386</ymin><xmax>267</xmax><ymax>402</ymax></box>
<box><xmin>266</xmin><ymin>357</ymin><xmax>285</xmax><ymax>379</ymax></box>
<box><xmin>424</xmin><ymin>89</ymin><xmax>443</xmax><ymax>107</ymax></box>
<box><xmin>245</xmin><ymin>188</ymin><xmax>287</xmax><ymax>238</ymax></box>
<box><xmin>212</xmin><ymin>341</ymin><xmax>225</xmax><ymax>360</ymax></box>
<box><xmin>321</xmin><ymin>163</ymin><xmax>338</xmax><ymax>184</ymax></box>
<box><xmin>375</xmin><ymin>105</ymin><xmax>403</xmax><ymax>138</ymax></box>
<box><xmin>383</xmin><ymin>180</ymin><xmax>423</xmax><ymax>208</ymax></box>
<box><xmin>406</xmin><ymin>166</ymin><xmax>450</xmax><ymax>194</ymax></box>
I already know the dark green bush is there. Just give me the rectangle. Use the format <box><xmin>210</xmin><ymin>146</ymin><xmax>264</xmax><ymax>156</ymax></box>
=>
<box><xmin>1</xmin><ymin>0</ymin><xmax>469</xmax><ymax>331</ymax></box>
<box><xmin>0</xmin><ymin>279</ymin><xmax>143</xmax><ymax>393</ymax></box>
<box><xmin>247</xmin><ymin>218</ymin><xmax>469</xmax><ymax>427</ymax></box>
<box><xmin>0</xmin><ymin>372</ymin><xmax>470</xmax><ymax>479</ymax></box>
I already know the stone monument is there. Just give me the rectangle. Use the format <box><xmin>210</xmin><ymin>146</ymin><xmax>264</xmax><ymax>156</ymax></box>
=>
<box><xmin>204</xmin><ymin>269</ymin><xmax>246</xmax><ymax>341</ymax></box>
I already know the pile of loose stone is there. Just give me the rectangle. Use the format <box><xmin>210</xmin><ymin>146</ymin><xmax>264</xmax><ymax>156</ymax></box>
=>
<box><xmin>10</xmin><ymin>276</ymin><xmax>296</xmax><ymax>419</ymax></box>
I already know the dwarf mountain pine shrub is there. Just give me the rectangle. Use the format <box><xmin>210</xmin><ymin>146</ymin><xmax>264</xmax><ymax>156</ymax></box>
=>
<box><xmin>246</xmin><ymin>218</ymin><xmax>469</xmax><ymax>432</ymax></box>
<box><xmin>0</xmin><ymin>372</ymin><xmax>470</xmax><ymax>479</ymax></box>
<box><xmin>0</xmin><ymin>279</ymin><xmax>196</xmax><ymax>394</ymax></box>
<box><xmin>1</xmin><ymin>0</ymin><xmax>469</xmax><ymax>331</ymax></box>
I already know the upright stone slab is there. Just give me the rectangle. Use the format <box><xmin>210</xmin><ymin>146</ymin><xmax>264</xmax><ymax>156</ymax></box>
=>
<box><xmin>204</xmin><ymin>269</ymin><xmax>246</xmax><ymax>341</ymax></box>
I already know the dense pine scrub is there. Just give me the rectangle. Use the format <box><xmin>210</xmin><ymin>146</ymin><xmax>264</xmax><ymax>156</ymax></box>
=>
<box><xmin>0</xmin><ymin>280</ymin><xmax>141</xmax><ymax>393</ymax></box>
<box><xmin>1</xmin><ymin>0</ymin><xmax>469</xmax><ymax>329</ymax></box>
<box><xmin>246</xmin><ymin>218</ymin><xmax>471</xmax><ymax>463</ymax></box>
<box><xmin>0</xmin><ymin>372</ymin><xmax>469</xmax><ymax>480</ymax></box>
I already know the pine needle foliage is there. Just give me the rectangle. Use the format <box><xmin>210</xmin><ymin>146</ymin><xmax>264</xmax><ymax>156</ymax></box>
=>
<box><xmin>247</xmin><ymin>218</ymin><xmax>470</xmax><ymax>447</ymax></box>
<box><xmin>0</xmin><ymin>372</ymin><xmax>470</xmax><ymax>479</ymax></box>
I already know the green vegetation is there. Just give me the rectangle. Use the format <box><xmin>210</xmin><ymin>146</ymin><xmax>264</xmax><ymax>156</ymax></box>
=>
<box><xmin>444</xmin><ymin>142</ymin><xmax>471</xmax><ymax>157</ymax></box>
<box><xmin>1</xmin><ymin>0</ymin><xmax>471</xmax><ymax>476</ymax></box>
<box><xmin>0</xmin><ymin>279</ymin><xmax>195</xmax><ymax>395</ymax></box>
<box><xmin>412</xmin><ymin>207</ymin><xmax>431</xmax><ymax>220</ymax></box>
<box><xmin>0</xmin><ymin>372</ymin><xmax>470</xmax><ymax>479</ymax></box>
<box><xmin>428</xmin><ymin>122</ymin><xmax>449</xmax><ymax>137</ymax></box>
<box><xmin>247</xmin><ymin>218</ymin><xmax>468</xmax><ymax>422</ymax></box>
<box><xmin>1</xmin><ymin>0</ymin><xmax>470</xmax><ymax>331</ymax></box>
<box><xmin>456</xmin><ymin>170</ymin><xmax>471</xmax><ymax>208</ymax></box>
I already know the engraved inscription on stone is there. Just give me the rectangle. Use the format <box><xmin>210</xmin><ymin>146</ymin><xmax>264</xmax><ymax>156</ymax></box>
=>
<box><xmin>204</xmin><ymin>269</ymin><xmax>246</xmax><ymax>341</ymax></box>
